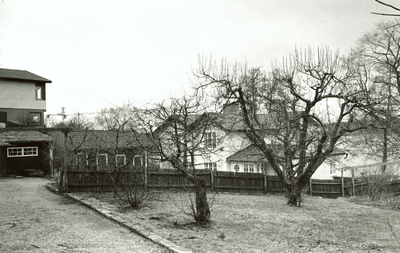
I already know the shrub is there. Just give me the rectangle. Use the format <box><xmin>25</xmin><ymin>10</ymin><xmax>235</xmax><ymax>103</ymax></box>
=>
<box><xmin>112</xmin><ymin>172</ymin><xmax>153</xmax><ymax>209</ymax></box>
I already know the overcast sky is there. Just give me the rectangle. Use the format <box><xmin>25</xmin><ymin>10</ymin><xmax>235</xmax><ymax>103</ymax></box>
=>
<box><xmin>0</xmin><ymin>0</ymin><xmax>391</xmax><ymax>116</ymax></box>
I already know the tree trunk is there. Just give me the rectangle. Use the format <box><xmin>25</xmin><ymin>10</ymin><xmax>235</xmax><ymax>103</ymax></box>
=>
<box><xmin>286</xmin><ymin>185</ymin><xmax>302</xmax><ymax>207</ymax></box>
<box><xmin>382</xmin><ymin>127</ymin><xmax>388</xmax><ymax>172</ymax></box>
<box><xmin>58</xmin><ymin>170</ymin><xmax>64</xmax><ymax>193</ymax></box>
<box><xmin>194</xmin><ymin>178</ymin><xmax>211</xmax><ymax>225</ymax></box>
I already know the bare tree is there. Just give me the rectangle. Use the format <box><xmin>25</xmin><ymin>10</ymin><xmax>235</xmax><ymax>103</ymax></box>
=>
<box><xmin>353</xmin><ymin>19</ymin><xmax>400</xmax><ymax>166</ymax></box>
<box><xmin>135</xmin><ymin>94</ymin><xmax>213</xmax><ymax>224</ymax></box>
<box><xmin>372</xmin><ymin>1</ymin><xmax>400</xmax><ymax>16</ymax></box>
<box><xmin>194</xmin><ymin>48</ymin><xmax>373</xmax><ymax>206</ymax></box>
<box><xmin>95</xmin><ymin>104</ymin><xmax>138</xmax><ymax>131</ymax></box>
<box><xmin>50</xmin><ymin>113</ymin><xmax>93</xmax><ymax>130</ymax></box>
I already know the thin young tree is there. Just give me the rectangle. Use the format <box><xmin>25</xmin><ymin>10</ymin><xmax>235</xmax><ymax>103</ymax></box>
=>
<box><xmin>134</xmin><ymin>94</ymin><xmax>214</xmax><ymax>224</ymax></box>
<box><xmin>194</xmin><ymin>48</ymin><xmax>373</xmax><ymax>206</ymax></box>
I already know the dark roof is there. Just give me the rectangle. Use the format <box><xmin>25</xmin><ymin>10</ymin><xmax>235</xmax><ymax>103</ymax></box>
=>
<box><xmin>226</xmin><ymin>145</ymin><xmax>265</xmax><ymax>162</ymax></box>
<box><xmin>0</xmin><ymin>68</ymin><xmax>52</xmax><ymax>83</ymax></box>
<box><xmin>51</xmin><ymin>130</ymin><xmax>154</xmax><ymax>151</ymax></box>
<box><xmin>0</xmin><ymin>131</ymin><xmax>52</xmax><ymax>144</ymax></box>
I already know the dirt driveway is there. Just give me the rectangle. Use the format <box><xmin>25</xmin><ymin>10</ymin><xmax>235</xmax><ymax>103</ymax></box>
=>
<box><xmin>0</xmin><ymin>177</ymin><xmax>167</xmax><ymax>253</ymax></box>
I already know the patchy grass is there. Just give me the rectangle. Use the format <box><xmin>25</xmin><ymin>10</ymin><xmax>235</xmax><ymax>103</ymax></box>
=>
<box><xmin>75</xmin><ymin>191</ymin><xmax>400</xmax><ymax>252</ymax></box>
<box><xmin>348</xmin><ymin>195</ymin><xmax>400</xmax><ymax>211</ymax></box>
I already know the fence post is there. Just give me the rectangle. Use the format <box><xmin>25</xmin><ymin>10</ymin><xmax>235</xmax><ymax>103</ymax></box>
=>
<box><xmin>309</xmin><ymin>178</ymin><xmax>312</xmax><ymax>196</ymax></box>
<box><xmin>144</xmin><ymin>151</ymin><xmax>148</xmax><ymax>188</ymax></box>
<box><xmin>263</xmin><ymin>169</ymin><xmax>268</xmax><ymax>194</ymax></box>
<box><xmin>351</xmin><ymin>169</ymin><xmax>355</xmax><ymax>196</ymax></box>
<box><xmin>63</xmin><ymin>130</ymin><xmax>69</xmax><ymax>193</ymax></box>
<box><xmin>210</xmin><ymin>169</ymin><xmax>214</xmax><ymax>191</ymax></box>
<box><xmin>341</xmin><ymin>169</ymin><xmax>345</xmax><ymax>197</ymax></box>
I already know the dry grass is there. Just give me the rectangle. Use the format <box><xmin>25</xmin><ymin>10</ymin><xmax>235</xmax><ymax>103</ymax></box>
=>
<box><xmin>76</xmin><ymin>191</ymin><xmax>400</xmax><ymax>252</ymax></box>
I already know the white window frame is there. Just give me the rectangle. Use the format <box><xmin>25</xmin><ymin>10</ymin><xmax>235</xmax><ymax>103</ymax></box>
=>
<box><xmin>133</xmin><ymin>155</ymin><xmax>143</xmax><ymax>166</ymax></box>
<box><xmin>204</xmin><ymin>131</ymin><xmax>217</xmax><ymax>149</ymax></box>
<box><xmin>249</xmin><ymin>164</ymin><xmax>254</xmax><ymax>172</ymax></box>
<box><xmin>116</xmin><ymin>154</ymin><xmax>127</xmax><ymax>166</ymax></box>
<box><xmin>7</xmin><ymin>147</ymin><xmax>38</xmax><ymax>157</ymax></box>
<box><xmin>244</xmin><ymin>163</ymin><xmax>254</xmax><ymax>173</ymax></box>
<box><xmin>35</xmin><ymin>85</ymin><xmax>42</xmax><ymax>100</ymax></box>
<box><xmin>96</xmin><ymin>153</ymin><xmax>108</xmax><ymax>166</ymax></box>
<box><xmin>204</xmin><ymin>162</ymin><xmax>217</xmax><ymax>171</ymax></box>
<box><xmin>329</xmin><ymin>163</ymin><xmax>336</xmax><ymax>175</ymax></box>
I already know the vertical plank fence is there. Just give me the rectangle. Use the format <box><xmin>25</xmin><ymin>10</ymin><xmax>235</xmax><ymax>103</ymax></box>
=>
<box><xmin>65</xmin><ymin>165</ymin><xmax>286</xmax><ymax>194</ymax></box>
<box><xmin>65</xmin><ymin>164</ymin><xmax>400</xmax><ymax>198</ymax></box>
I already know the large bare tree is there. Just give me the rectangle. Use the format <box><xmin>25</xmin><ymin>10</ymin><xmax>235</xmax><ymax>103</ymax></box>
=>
<box><xmin>353</xmin><ymin>19</ymin><xmax>400</xmax><ymax>165</ymax></box>
<box><xmin>194</xmin><ymin>48</ymin><xmax>373</xmax><ymax>206</ymax></box>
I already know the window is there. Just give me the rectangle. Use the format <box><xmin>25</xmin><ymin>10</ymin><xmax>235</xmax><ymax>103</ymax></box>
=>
<box><xmin>7</xmin><ymin>147</ymin><xmax>38</xmax><ymax>157</ymax></box>
<box><xmin>244</xmin><ymin>163</ymin><xmax>254</xmax><ymax>173</ymax></box>
<box><xmin>35</xmin><ymin>84</ymin><xmax>45</xmax><ymax>100</ymax></box>
<box><xmin>204</xmin><ymin>132</ymin><xmax>216</xmax><ymax>149</ymax></box>
<box><xmin>204</xmin><ymin>162</ymin><xmax>217</xmax><ymax>170</ymax></box>
<box><xmin>133</xmin><ymin>155</ymin><xmax>142</xmax><ymax>166</ymax></box>
<box><xmin>76</xmin><ymin>153</ymin><xmax>88</xmax><ymax>166</ymax></box>
<box><xmin>116</xmin><ymin>154</ymin><xmax>126</xmax><ymax>166</ymax></box>
<box><xmin>96</xmin><ymin>154</ymin><xmax>108</xmax><ymax>168</ymax></box>
<box><xmin>30</xmin><ymin>112</ymin><xmax>41</xmax><ymax>125</ymax></box>
<box><xmin>329</xmin><ymin>163</ymin><xmax>336</xmax><ymax>175</ymax></box>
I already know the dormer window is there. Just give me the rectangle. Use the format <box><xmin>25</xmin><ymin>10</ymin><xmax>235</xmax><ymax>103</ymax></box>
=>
<box><xmin>35</xmin><ymin>84</ymin><xmax>45</xmax><ymax>100</ymax></box>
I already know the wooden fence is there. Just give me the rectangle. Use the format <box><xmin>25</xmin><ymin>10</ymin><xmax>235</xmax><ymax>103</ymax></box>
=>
<box><xmin>64</xmin><ymin>165</ymin><xmax>400</xmax><ymax>198</ymax></box>
<box><xmin>65</xmin><ymin>165</ymin><xmax>286</xmax><ymax>194</ymax></box>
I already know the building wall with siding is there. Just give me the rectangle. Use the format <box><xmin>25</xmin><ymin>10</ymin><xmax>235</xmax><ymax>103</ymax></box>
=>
<box><xmin>0</xmin><ymin>79</ymin><xmax>46</xmax><ymax>110</ymax></box>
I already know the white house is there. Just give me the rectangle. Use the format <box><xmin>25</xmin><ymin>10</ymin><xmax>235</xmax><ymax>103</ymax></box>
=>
<box><xmin>157</xmin><ymin>102</ymin><xmax>391</xmax><ymax>180</ymax></box>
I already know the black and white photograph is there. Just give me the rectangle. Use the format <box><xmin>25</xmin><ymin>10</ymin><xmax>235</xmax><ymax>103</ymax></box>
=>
<box><xmin>1</xmin><ymin>1</ymin><xmax>400</xmax><ymax>252</ymax></box>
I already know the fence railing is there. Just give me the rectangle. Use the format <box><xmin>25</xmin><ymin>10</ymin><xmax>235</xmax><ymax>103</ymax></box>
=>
<box><xmin>65</xmin><ymin>165</ymin><xmax>286</xmax><ymax>194</ymax></box>
<box><xmin>64</xmin><ymin>165</ymin><xmax>400</xmax><ymax>198</ymax></box>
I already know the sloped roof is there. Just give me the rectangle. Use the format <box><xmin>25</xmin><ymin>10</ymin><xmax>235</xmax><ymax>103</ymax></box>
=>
<box><xmin>226</xmin><ymin>145</ymin><xmax>265</xmax><ymax>162</ymax></box>
<box><xmin>50</xmin><ymin>130</ymin><xmax>154</xmax><ymax>151</ymax></box>
<box><xmin>0</xmin><ymin>131</ymin><xmax>52</xmax><ymax>144</ymax></box>
<box><xmin>0</xmin><ymin>68</ymin><xmax>52</xmax><ymax>83</ymax></box>
<box><xmin>0</xmin><ymin>140</ymin><xmax>11</xmax><ymax>146</ymax></box>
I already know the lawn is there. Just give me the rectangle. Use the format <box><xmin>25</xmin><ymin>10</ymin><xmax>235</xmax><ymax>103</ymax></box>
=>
<box><xmin>74</xmin><ymin>191</ymin><xmax>400</xmax><ymax>252</ymax></box>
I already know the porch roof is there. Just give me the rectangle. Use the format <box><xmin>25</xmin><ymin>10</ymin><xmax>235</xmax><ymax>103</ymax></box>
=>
<box><xmin>0</xmin><ymin>131</ymin><xmax>52</xmax><ymax>143</ymax></box>
<box><xmin>226</xmin><ymin>145</ymin><xmax>265</xmax><ymax>163</ymax></box>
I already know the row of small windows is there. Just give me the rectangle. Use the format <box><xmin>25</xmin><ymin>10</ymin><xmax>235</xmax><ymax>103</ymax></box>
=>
<box><xmin>234</xmin><ymin>163</ymin><xmax>261</xmax><ymax>173</ymax></box>
<box><xmin>204</xmin><ymin>162</ymin><xmax>217</xmax><ymax>170</ymax></box>
<box><xmin>76</xmin><ymin>153</ymin><xmax>142</xmax><ymax>167</ymax></box>
<box><xmin>7</xmin><ymin>147</ymin><xmax>38</xmax><ymax>157</ymax></box>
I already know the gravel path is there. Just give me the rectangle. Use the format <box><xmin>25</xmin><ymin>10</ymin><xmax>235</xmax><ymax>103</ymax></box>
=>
<box><xmin>0</xmin><ymin>177</ymin><xmax>168</xmax><ymax>253</ymax></box>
